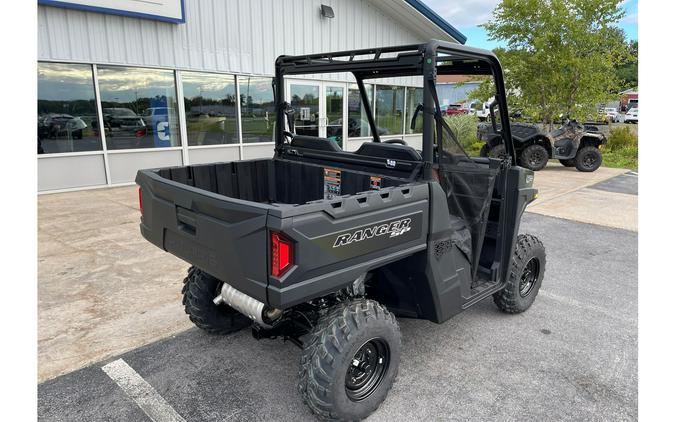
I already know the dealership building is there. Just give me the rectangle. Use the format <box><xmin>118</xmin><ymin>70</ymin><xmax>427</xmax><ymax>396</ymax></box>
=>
<box><xmin>37</xmin><ymin>0</ymin><xmax>466</xmax><ymax>192</ymax></box>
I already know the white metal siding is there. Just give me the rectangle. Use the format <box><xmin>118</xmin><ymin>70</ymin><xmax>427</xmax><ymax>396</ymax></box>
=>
<box><xmin>38</xmin><ymin>0</ymin><xmax>444</xmax><ymax>79</ymax></box>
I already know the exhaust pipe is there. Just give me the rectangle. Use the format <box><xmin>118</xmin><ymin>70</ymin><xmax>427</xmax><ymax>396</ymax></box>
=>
<box><xmin>213</xmin><ymin>282</ymin><xmax>282</xmax><ymax>327</ymax></box>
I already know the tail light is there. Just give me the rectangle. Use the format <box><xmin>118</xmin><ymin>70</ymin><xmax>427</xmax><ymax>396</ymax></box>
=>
<box><xmin>135</xmin><ymin>128</ymin><xmax>147</xmax><ymax>137</ymax></box>
<box><xmin>138</xmin><ymin>186</ymin><xmax>143</xmax><ymax>215</ymax></box>
<box><xmin>271</xmin><ymin>231</ymin><xmax>293</xmax><ymax>277</ymax></box>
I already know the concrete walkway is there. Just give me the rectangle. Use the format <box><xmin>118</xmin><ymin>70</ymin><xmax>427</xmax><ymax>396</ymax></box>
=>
<box><xmin>38</xmin><ymin>187</ymin><xmax>192</xmax><ymax>382</ymax></box>
<box><xmin>529</xmin><ymin>163</ymin><xmax>637</xmax><ymax>232</ymax></box>
<box><xmin>37</xmin><ymin>163</ymin><xmax>636</xmax><ymax>382</ymax></box>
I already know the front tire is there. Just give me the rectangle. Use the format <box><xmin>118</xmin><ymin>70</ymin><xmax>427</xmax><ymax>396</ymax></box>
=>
<box><xmin>182</xmin><ymin>266</ymin><xmax>252</xmax><ymax>334</ymax></box>
<box><xmin>299</xmin><ymin>299</ymin><xmax>401</xmax><ymax>421</ymax></box>
<box><xmin>575</xmin><ymin>146</ymin><xmax>602</xmax><ymax>172</ymax></box>
<box><xmin>519</xmin><ymin>144</ymin><xmax>549</xmax><ymax>171</ymax></box>
<box><xmin>494</xmin><ymin>234</ymin><xmax>546</xmax><ymax>313</ymax></box>
<box><xmin>487</xmin><ymin>143</ymin><xmax>508</xmax><ymax>160</ymax></box>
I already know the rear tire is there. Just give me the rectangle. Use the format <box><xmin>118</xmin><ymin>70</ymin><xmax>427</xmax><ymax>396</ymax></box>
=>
<box><xmin>575</xmin><ymin>146</ymin><xmax>603</xmax><ymax>172</ymax></box>
<box><xmin>494</xmin><ymin>234</ymin><xmax>546</xmax><ymax>314</ymax></box>
<box><xmin>519</xmin><ymin>144</ymin><xmax>549</xmax><ymax>171</ymax></box>
<box><xmin>299</xmin><ymin>299</ymin><xmax>401</xmax><ymax>421</ymax></box>
<box><xmin>182</xmin><ymin>266</ymin><xmax>252</xmax><ymax>334</ymax></box>
<box><xmin>559</xmin><ymin>159</ymin><xmax>575</xmax><ymax>167</ymax></box>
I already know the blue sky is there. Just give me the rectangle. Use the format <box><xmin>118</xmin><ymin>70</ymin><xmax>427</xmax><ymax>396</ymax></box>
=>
<box><xmin>424</xmin><ymin>0</ymin><xmax>638</xmax><ymax>49</ymax></box>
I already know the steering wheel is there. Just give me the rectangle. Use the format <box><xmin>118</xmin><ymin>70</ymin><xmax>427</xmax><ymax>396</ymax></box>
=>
<box><xmin>383</xmin><ymin>139</ymin><xmax>408</xmax><ymax>146</ymax></box>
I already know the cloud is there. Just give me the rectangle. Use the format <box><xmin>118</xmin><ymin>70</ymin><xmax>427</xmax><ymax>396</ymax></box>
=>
<box><xmin>423</xmin><ymin>0</ymin><xmax>500</xmax><ymax>28</ymax></box>
<box><xmin>620</xmin><ymin>11</ymin><xmax>637</xmax><ymax>25</ymax></box>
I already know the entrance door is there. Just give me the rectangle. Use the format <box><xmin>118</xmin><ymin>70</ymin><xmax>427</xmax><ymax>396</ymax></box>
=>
<box><xmin>287</xmin><ymin>81</ymin><xmax>346</xmax><ymax>149</ymax></box>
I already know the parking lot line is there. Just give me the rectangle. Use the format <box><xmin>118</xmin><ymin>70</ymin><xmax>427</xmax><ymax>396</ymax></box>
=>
<box><xmin>101</xmin><ymin>359</ymin><xmax>186</xmax><ymax>422</ymax></box>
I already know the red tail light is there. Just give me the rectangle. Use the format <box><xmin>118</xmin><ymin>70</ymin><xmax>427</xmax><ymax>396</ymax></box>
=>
<box><xmin>271</xmin><ymin>232</ymin><xmax>293</xmax><ymax>277</ymax></box>
<box><xmin>138</xmin><ymin>186</ymin><xmax>143</xmax><ymax>215</ymax></box>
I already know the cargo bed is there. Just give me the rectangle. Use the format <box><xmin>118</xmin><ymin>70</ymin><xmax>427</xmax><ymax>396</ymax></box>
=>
<box><xmin>136</xmin><ymin>158</ymin><xmax>430</xmax><ymax>308</ymax></box>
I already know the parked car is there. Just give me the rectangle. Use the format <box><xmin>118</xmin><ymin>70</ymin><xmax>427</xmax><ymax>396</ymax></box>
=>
<box><xmin>38</xmin><ymin>113</ymin><xmax>87</xmax><ymax>139</ymax></box>
<box><xmin>624</xmin><ymin>108</ymin><xmax>638</xmax><ymax>124</ymax></box>
<box><xmin>136</xmin><ymin>41</ymin><xmax>545</xmax><ymax>422</ymax></box>
<box><xmin>443</xmin><ymin>103</ymin><xmax>468</xmax><ymax>116</ymax></box>
<box><xmin>141</xmin><ymin>107</ymin><xmax>178</xmax><ymax>133</ymax></box>
<box><xmin>94</xmin><ymin>108</ymin><xmax>147</xmax><ymax>146</ymax></box>
<box><xmin>102</xmin><ymin>108</ymin><xmax>146</xmax><ymax>130</ymax></box>
<box><xmin>604</xmin><ymin>107</ymin><xmax>620</xmax><ymax>122</ymax></box>
<box><xmin>468</xmin><ymin>100</ymin><xmax>492</xmax><ymax>121</ymax></box>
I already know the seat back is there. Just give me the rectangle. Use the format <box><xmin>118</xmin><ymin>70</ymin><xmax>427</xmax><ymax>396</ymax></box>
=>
<box><xmin>290</xmin><ymin>135</ymin><xmax>342</xmax><ymax>152</ymax></box>
<box><xmin>354</xmin><ymin>142</ymin><xmax>422</xmax><ymax>161</ymax></box>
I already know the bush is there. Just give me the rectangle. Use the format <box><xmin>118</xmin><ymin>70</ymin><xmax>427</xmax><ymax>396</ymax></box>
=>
<box><xmin>443</xmin><ymin>114</ymin><xmax>481</xmax><ymax>156</ymax></box>
<box><xmin>603</xmin><ymin>125</ymin><xmax>638</xmax><ymax>170</ymax></box>
<box><xmin>607</xmin><ymin>125</ymin><xmax>637</xmax><ymax>151</ymax></box>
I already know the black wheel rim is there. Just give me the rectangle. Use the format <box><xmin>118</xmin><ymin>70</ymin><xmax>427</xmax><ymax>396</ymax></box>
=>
<box><xmin>582</xmin><ymin>152</ymin><xmax>597</xmax><ymax>168</ymax></box>
<box><xmin>519</xmin><ymin>257</ymin><xmax>540</xmax><ymax>297</ymax></box>
<box><xmin>345</xmin><ymin>338</ymin><xmax>390</xmax><ymax>402</ymax></box>
<box><xmin>529</xmin><ymin>150</ymin><xmax>545</xmax><ymax>167</ymax></box>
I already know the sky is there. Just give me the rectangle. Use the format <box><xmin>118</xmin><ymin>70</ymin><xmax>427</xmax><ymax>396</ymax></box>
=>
<box><xmin>423</xmin><ymin>0</ymin><xmax>638</xmax><ymax>49</ymax></box>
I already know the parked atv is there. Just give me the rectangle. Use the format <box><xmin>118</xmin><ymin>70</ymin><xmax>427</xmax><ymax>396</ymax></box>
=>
<box><xmin>478</xmin><ymin>117</ymin><xmax>607</xmax><ymax>172</ymax></box>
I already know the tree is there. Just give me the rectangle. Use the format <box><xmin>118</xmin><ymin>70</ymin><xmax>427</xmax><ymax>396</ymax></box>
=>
<box><xmin>616</xmin><ymin>40</ymin><xmax>638</xmax><ymax>89</ymax></box>
<box><xmin>481</xmin><ymin>0</ymin><xmax>634</xmax><ymax>125</ymax></box>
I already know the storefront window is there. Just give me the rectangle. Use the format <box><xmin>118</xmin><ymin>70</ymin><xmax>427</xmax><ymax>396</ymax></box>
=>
<box><xmin>375</xmin><ymin>85</ymin><xmax>404</xmax><ymax>136</ymax></box>
<box><xmin>38</xmin><ymin>62</ymin><xmax>102</xmax><ymax>154</ymax></box>
<box><xmin>347</xmin><ymin>84</ymin><xmax>373</xmax><ymax>137</ymax></box>
<box><xmin>239</xmin><ymin>76</ymin><xmax>275</xmax><ymax>143</ymax></box>
<box><xmin>97</xmin><ymin>66</ymin><xmax>181</xmax><ymax>150</ymax></box>
<box><xmin>405</xmin><ymin>87</ymin><xmax>423</xmax><ymax>134</ymax></box>
<box><xmin>182</xmin><ymin>72</ymin><xmax>238</xmax><ymax>146</ymax></box>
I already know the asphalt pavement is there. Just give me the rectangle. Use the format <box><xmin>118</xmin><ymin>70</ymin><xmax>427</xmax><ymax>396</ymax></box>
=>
<box><xmin>38</xmin><ymin>212</ymin><xmax>638</xmax><ymax>422</ymax></box>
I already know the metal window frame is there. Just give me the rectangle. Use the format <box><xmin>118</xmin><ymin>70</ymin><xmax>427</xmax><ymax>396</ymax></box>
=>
<box><xmin>92</xmin><ymin>64</ymin><xmax>112</xmax><ymax>185</ymax></box>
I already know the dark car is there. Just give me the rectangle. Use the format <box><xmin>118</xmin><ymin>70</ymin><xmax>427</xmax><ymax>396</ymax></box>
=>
<box><xmin>95</xmin><ymin>108</ymin><xmax>147</xmax><ymax>147</ymax></box>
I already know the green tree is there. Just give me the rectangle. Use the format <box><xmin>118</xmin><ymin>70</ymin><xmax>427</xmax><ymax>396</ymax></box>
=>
<box><xmin>481</xmin><ymin>0</ymin><xmax>634</xmax><ymax>125</ymax></box>
<box><xmin>616</xmin><ymin>40</ymin><xmax>638</xmax><ymax>89</ymax></box>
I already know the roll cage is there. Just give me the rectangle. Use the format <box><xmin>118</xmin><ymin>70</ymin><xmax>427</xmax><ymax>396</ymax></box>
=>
<box><xmin>273</xmin><ymin>39</ymin><xmax>516</xmax><ymax>179</ymax></box>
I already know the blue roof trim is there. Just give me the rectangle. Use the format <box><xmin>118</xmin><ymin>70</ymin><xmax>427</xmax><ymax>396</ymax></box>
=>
<box><xmin>38</xmin><ymin>0</ymin><xmax>186</xmax><ymax>24</ymax></box>
<box><xmin>403</xmin><ymin>0</ymin><xmax>467</xmax><ymax>44</ymax></box>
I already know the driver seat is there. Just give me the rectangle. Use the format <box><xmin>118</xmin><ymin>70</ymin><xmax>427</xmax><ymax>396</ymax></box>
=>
<box><xmin>354</xmin><ymin>141</ymin><xmax>422</xmax><ymax>161</ymax></box>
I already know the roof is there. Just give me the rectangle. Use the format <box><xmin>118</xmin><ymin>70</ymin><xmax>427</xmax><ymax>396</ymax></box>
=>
<box><xmin>402</xmin><ymin>0</ymin><xmax>468</xmax><ymax>44</ymax></box>
<box><xmin>437</xmin><ymin>75</ymin><xmax>481</xmax><ymax>84</ymax></box>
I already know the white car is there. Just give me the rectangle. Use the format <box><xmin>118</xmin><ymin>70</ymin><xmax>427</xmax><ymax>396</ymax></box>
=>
<box><xmin>624</xmin><ymin>108</ymin><xmax>638</xmax><ymax>124</ymax></box>
<box><xmin>604</xmin><ymin>107</ymin><xmax>619</xmax><ymax>122</ymax></box>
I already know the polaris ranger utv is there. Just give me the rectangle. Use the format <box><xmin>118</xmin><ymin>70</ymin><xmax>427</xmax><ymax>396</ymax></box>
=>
<box><xmin>136</xmin><ymin>40</ymin><xmax>546</xmax><ymax>421</ymax></box>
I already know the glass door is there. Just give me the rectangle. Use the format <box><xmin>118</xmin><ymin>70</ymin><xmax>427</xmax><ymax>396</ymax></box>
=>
<box><xmin>287</xmin><ymin>81</ymin><xmax>347</xmax><ymax>149</ymax></box>
<box><xmin>288</xmin><ymin>82</ymin><xmax>320</xmax><ymax>137</ymax></box>
<box><xmin>324</xmin><ymin>85</ymin><xmax>344</xmax><ymax>148</ymax></box>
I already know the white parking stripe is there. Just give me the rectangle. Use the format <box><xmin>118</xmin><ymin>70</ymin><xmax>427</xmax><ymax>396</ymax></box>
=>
<box><xmin>102</xmin><ymin>359</ymin><xmax>186</xmax><ymax>422</ymax></box>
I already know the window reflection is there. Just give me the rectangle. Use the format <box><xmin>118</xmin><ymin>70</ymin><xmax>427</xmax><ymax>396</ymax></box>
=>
<box><xmin>97</xmin><ymin>66</ymin><xmax>181</xmax><ymax>150</ymax></box>
<box><xmin>182</xmin><ymin>72</ymin><xmax>238</xmax><ymax>145</ymax></box>
<box><xmin>375</xmin><ymin>85</ymin><xmax>404</xmax><ymax>136</ymax></box>
<box><xmin>37</xmin><ymin>62</ymin><xmax>102</xmax><ymax>154</ymax></box>
<box><xmin>405</xmin><ymin>87</ymin><xmax>423</xmax><ymax>134</ymax></box>
<box><xmin>239</xmin><ymin>76</ymin><xmax>275</xmax><ymax>143</ymax></box>
<box><xmin>347</xmin><ymin>84</ymin><xmax>375</xmax><ymax>138</ymax></box>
